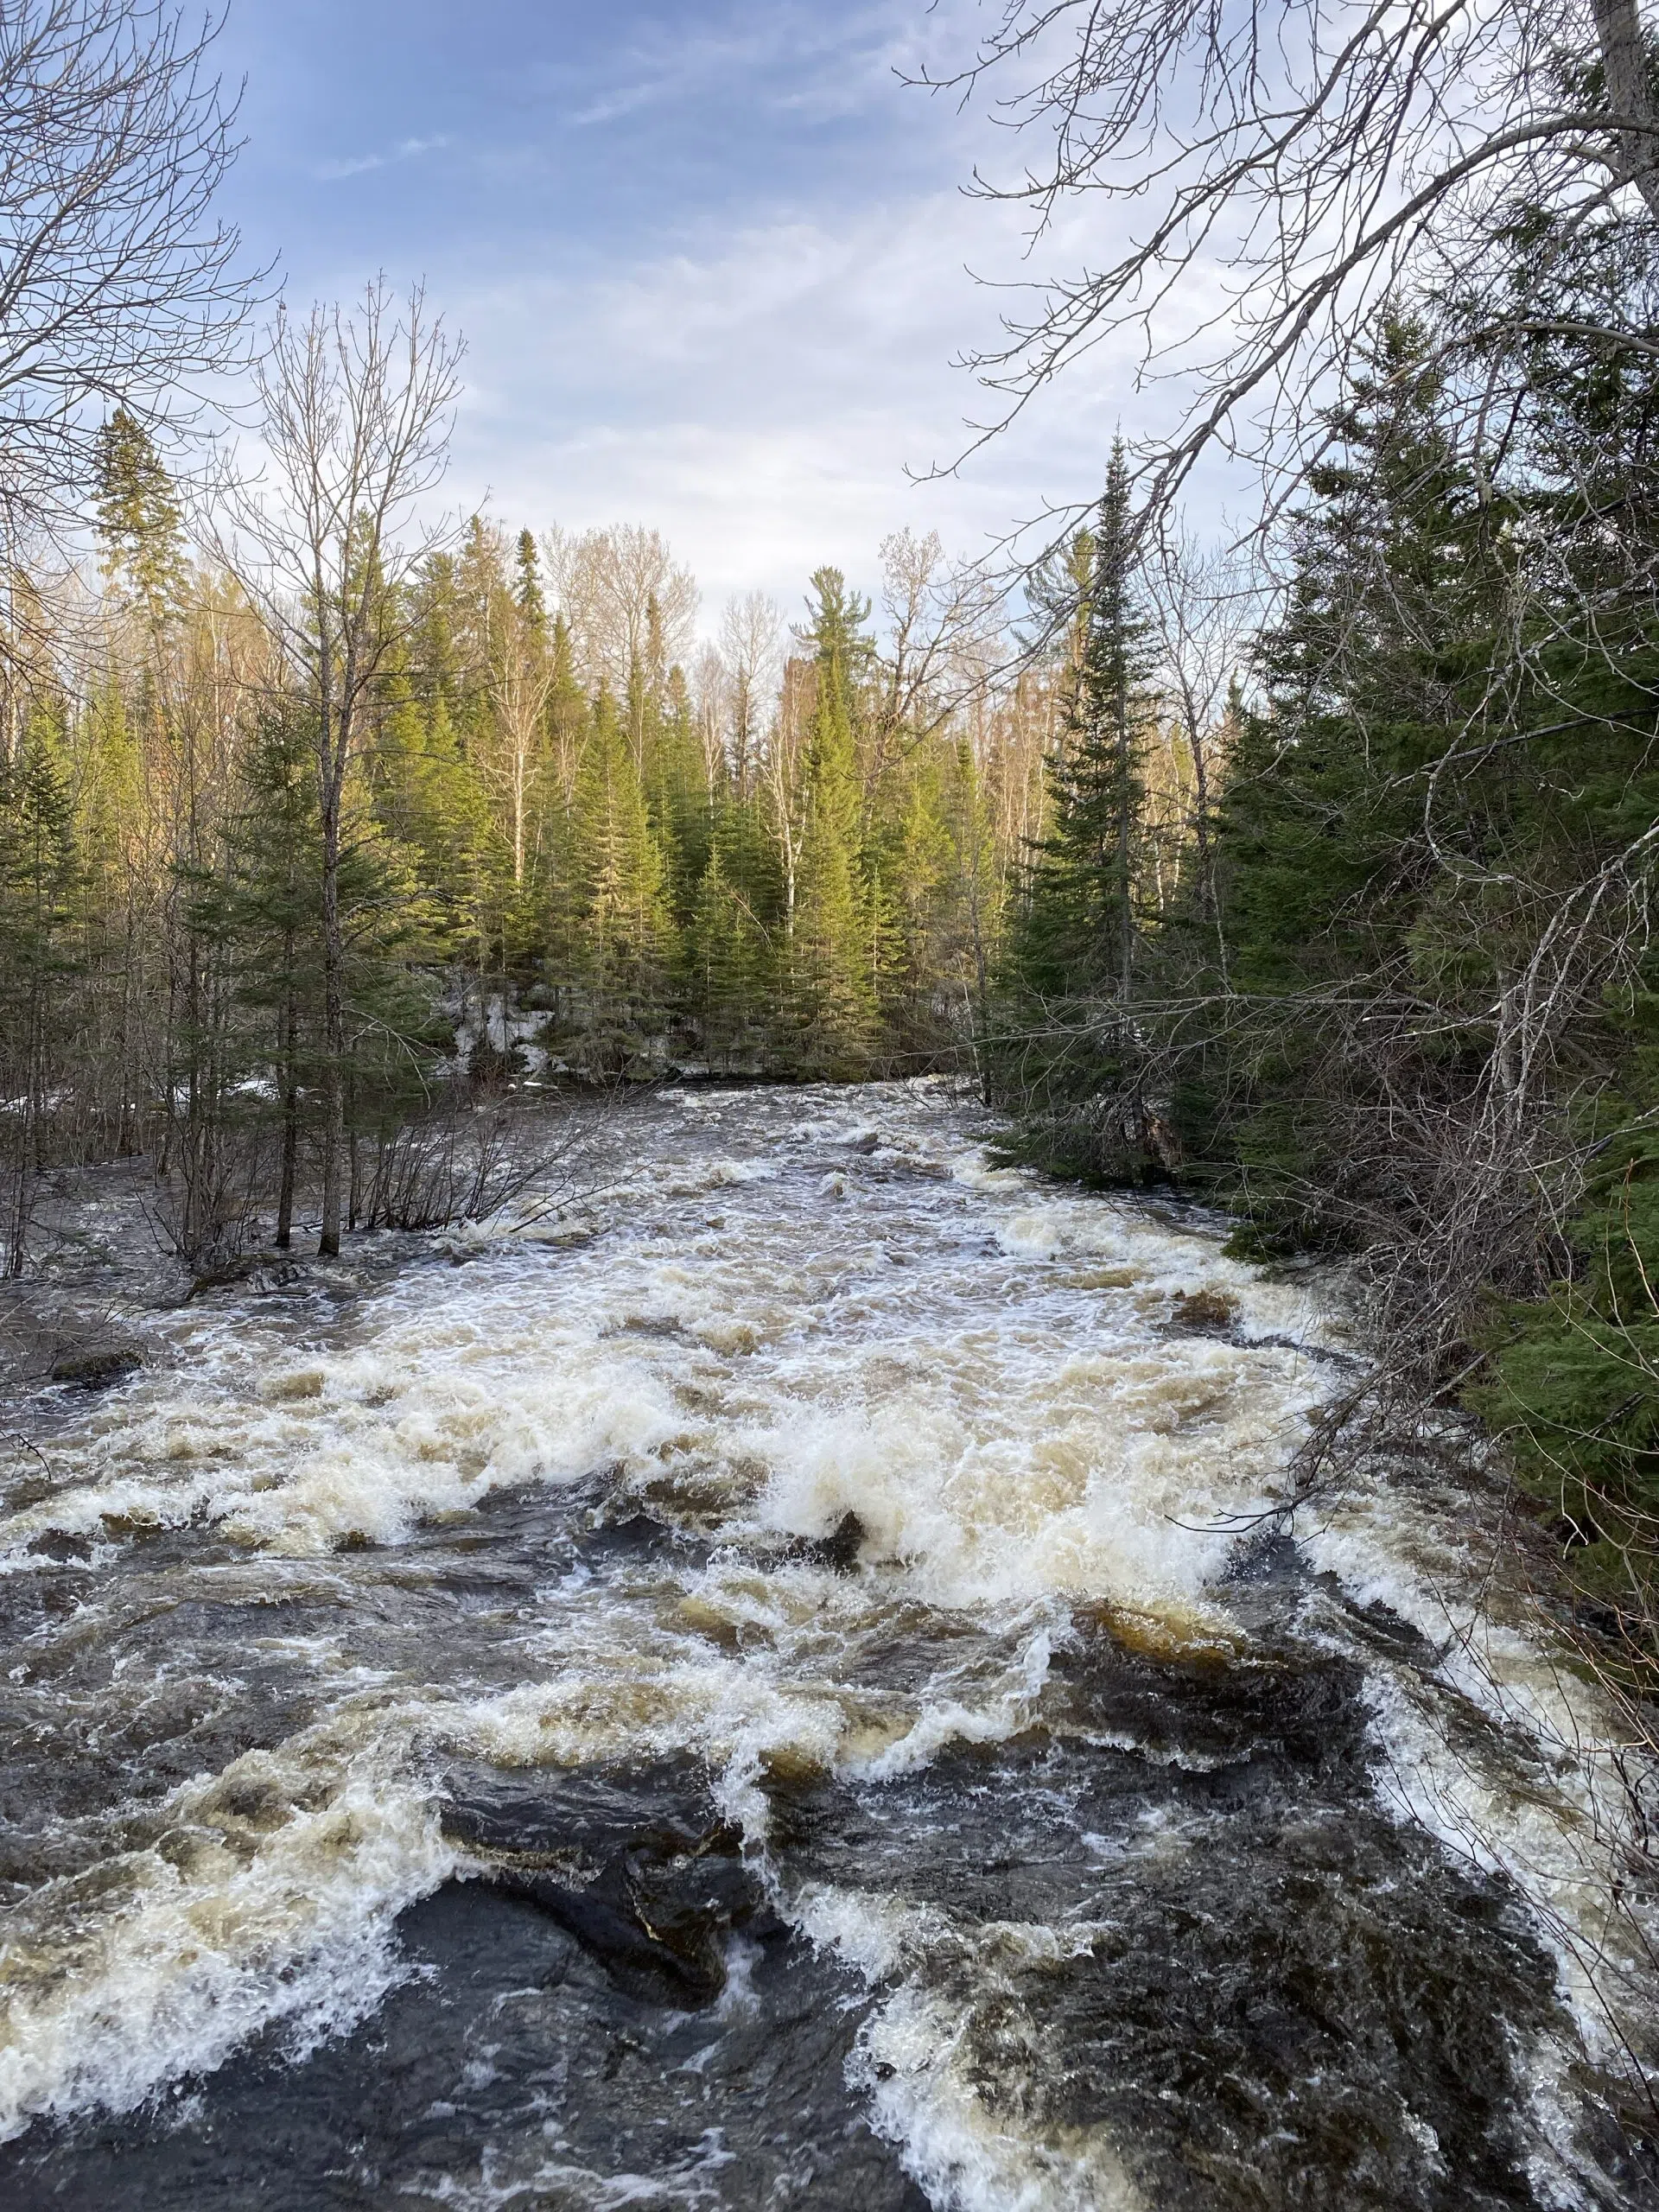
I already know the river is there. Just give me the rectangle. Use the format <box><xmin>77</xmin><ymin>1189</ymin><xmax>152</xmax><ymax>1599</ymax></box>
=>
<box><xmin>0</xmin><ymin>1079</ymin><xmax>1654</xmax><ymax>2209</ymax></box>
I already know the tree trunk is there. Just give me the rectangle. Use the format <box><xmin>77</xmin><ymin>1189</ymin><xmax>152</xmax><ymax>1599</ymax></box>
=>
<box><xmin>1592</xmin><ymin>0</ymin><xmax>1659</xmax><ymax>218</ymax></box>
<box><xmin>276</xmin><ymin>970</ymin><xmax>297</xmax><ymax>1250</ymax></box>
<box><xmin>318</xmin><ymin>760</ymin><xmax>345</xmax><ymax>1258</ymax></box>
<box><xmin>1116</xmin><ymin>664</ymin><xmax>1134</xmax><ymax>1008</ymax></box>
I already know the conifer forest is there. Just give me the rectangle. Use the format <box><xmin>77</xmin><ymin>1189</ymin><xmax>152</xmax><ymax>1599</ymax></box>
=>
<box><xmin>4</xmin><ymin>423</ymin><xmax>1050</xmax><ymax>1259</ymax></box>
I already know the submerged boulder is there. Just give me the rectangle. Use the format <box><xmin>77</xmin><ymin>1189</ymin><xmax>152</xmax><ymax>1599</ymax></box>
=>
<box><xmin>439</xmin><ymin>1755</ymin><xmax>763</xmax><ymax>2008</ymax></box>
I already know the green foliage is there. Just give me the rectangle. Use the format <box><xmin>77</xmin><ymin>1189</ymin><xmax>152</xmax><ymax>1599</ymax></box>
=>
<box><xmin>782</xmin><ymin>569</ymin><xmax>878</xmax><ymax>1075</ymax></box>
<box><xmin>1476</xmin><ymin>1128</ymin><xmax>1659</xmax><ymax>1590</ymax></box>
<box><xmin>556</xmin><ymin>688</ymin><xmax>675</xmax><ymax>1067</ymax></box>
<box><xmin>984</xmin><ymin>294</ymin><xmax>1659</xmax><ymax>1628</ymax></box>
<box><xmin>989</xmin><ymin>443</ymin><xmax>1160</xmax><ymax>1172</ymax></box>
<box><xmin>370</xmin><ymin>665</ymin><xmax>488</xmax><ymax>957</ymax></box>
<box><xmin>92</xmin><ymin>408</ymin><xmax>187</xmax><ymax>617</ymax></box>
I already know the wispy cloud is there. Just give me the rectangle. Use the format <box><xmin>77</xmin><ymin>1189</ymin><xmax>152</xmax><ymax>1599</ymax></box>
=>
<box><xmin>222</xmin><ymin>0</ymin><xmax>1171</xmax><ymax>611</ymax></box>
<box><xmin>315</xmin><ymin>134</ymin><xmax>450</xmax><ymax>182</ymax></box>
<box><xmin>546</xmin><ymin>0</ymin><xmax>916</xmax><ymax>135</ymax></box>
<box><xmin>439</xmin><ymin>188</ymin><xmax>1147</xmax><ymax>606</ymax></box>
<box><xmin>567</xmin><ymin>82</ymin><xmax>660</xmax><ymax>129</ymax></box>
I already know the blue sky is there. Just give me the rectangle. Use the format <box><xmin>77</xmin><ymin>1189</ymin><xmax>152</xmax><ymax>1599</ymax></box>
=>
<box><xmin>213</xmin><ymin>1</ymin><xmax>1141</xmax><ymax>611</ymax></box>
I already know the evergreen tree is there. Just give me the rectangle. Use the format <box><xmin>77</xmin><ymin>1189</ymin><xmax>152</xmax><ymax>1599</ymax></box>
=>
<box><xmin>563</xmin><ymin>687</ymin><xmax>674</xmax><ymax>1065</ymax></box>
<box><xmin>93</xmin><ymin>408</ymin><xmax>187</xmax><ymax>620</ymax></box>
<box><xmin>786</xmin><ymin>568</ymin><xmax>878</xmax><ymax>1075</ymax></box>
<box><xmin>0</xmin><ymin>702</ymin><xmax>78</xmax><ymax>1271</ymax></box>
<box><xmin>202</xmin><ymin>699</ymin><xmax>326</xmax><ymax>1249</ymax></box>
<box><xmin>1185</xmin><ymin>321</ymin><xmax>1499</xmax><ymax>1242</ymax></box>
<box><xmin>514</xmin><ymin>529</ymin><xmax>546</xmax><ymax>630</ymax></box>
<box><xmin>370</xmin><ymin>664</ymin><xmax>489</xmax><ymax>961</ymax></box>
<box><xmin>989</xmin><ymin>445</ymin><xmax>1157</xmax><ymax>1169</ymax></box>
<box><xmin>686</xmin><ymin>831</ymin><xmax>773</xmax><ymax>1069</ymax></box>
<box><xmin>1007</xmin><ymin>442</ymin><xmax>1149</xmax><ymax>1007</ymax></box>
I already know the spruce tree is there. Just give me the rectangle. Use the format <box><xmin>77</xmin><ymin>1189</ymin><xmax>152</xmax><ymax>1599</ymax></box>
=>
<box><xmin>990</xmin><ymin>445</ymin><xmax>1155</xmax><ymax>1168</ymax></box>
<box><xmin>566</xmin><ymin>687</ymin><xmax>674</xmax><ymax>1065</ymax></box>
<box><xmin>0</xmin><ymin>702</ymin><xmax>77</xmax><ymax>1272</ymax></box>
<box><xmin>370</xmin><ymin>664</ymin><xmax>489</xmax><ymax>963</ymax></box>
<box><xmin>514</xmin><ymin>529</ymin><xmax>546</xmax><ymax>631</ymax></box>
<box><xmin>787</xmin><ymin>568</ymin><xmax>878</xmax><ymax>1075</ymax></box>
<box><xmin>1008</xmin><ymin>442</ymin><xmax>1149</xmax><ymax>1008</ymax></box>
<box><xmin>93</xmin><ymin>408</ymin><xmax>187</xmax><ymax>621</ymax></box>
<box><xmin>1190</xmin><ymin>321</ymin><xmax>1494</xmax><ymax>1241</ymax></box>
<box><xmin>686</xmin><ymin>835</ymin><xmax>772</xmax><ymax>1070</ymax></box>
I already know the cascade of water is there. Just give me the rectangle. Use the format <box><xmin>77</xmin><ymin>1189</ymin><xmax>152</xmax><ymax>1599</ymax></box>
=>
<box><xmin>0</xmin><ymin>1083</ymin><xmax>1652</xmax><ymax>2210</ymax></box>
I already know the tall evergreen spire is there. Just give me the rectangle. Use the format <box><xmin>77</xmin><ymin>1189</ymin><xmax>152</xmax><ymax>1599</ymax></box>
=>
<box><xmin>1007</xmin><ymin>441</ymin><xmax>1151</xmax><ymax>1010</ymax></box>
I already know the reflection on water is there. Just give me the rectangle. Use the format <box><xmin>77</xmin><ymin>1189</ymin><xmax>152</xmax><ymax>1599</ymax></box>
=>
<box><xmin>0</xmin><ymin>1082</ymin><xmax>1653</xmax><ymax>2209</ymax></box>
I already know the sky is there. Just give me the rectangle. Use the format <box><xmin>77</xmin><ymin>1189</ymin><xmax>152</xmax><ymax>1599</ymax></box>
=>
<box><xmin>211</xmin><ymin>0</ymin><xmax>1153</xmax><ymax>616</ymax></box>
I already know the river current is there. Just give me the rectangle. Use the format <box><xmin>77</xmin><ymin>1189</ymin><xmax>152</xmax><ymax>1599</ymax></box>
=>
<box><xmin>1</xmin><ymin>1080</ymin><xmax>1656</xmax><ymax>2209</ymax></box>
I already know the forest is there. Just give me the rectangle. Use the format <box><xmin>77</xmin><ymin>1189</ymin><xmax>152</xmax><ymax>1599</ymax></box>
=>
<box><xmin>995</xmin><ymin>310</ymin><xmax>1659</xmax><ymax>1662</ymax></box>
<box><xmin>0</xmin><ymin>416</ymin><xmax>1062</xmax><ymax>1264</ymax></box>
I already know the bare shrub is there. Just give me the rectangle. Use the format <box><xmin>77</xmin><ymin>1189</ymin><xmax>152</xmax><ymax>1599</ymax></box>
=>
<box><xmin>353</xmin><ymin>1092</ymin><xmax>609</xmax><ymax>1236</ymax></box>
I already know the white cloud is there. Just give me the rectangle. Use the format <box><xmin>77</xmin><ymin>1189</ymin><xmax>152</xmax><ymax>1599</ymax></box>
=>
<box><xmin>435</xmin><ymin>185</ymin><xmax>1200</xmax><ymax>610</ymax></box>
<box><xmin>538</xmin><ymin>0</ymin><xmax>925</xmax><ymax>134</ymax></box>
<box><xmin>566</xmin><ymin>84</ymin><xmax>661</xmax><ymax>129</ymax></box>
<box><xmin>245</xmin><ymin>0</ymin><xmax>1249</xmax><ymax>622</ymax></box>
<box><xmin>314</xmin><ymin>135</ymin><xmax>450</xmax><ymax>182</ymax></box>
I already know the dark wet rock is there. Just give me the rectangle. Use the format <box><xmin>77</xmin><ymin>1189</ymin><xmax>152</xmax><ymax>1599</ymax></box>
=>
<box><xmin>25</xmin><ymin>1529</ymin><xmax>93</xmax><ymax>1562</ymax></box>
<box><xmin>575</xmin><ymin>1503</ymin><xmax>707</xmax><ymax>1572</ymax></box>
<box><xmin>768</xmin><ymin>1649</ymin><xmax>1647</xmax><ymax>2212</ymax></box>
<box><xmin>0</xmin><ymin>1880</ymin><xmax>931</xmax><ymax>2212</ymax></box>
<box><xmin>791</xmin><ymin>1510</ymin><xmax>867</xmax><ymax>1574</ymax></box>
<box><xmin>486</xmin><ymin>1863</ymin><xmax>731</xmax><ymax>2005</ymax></box>
<box><xmin>439</xmin><ymin>1753</ymin><xmax>732</xmax><ymax>1861</ymax></box>
<box><xmin>48</xmin><ymin>1345</ymin><xmax>141</xmax><ymax>1388</ymax></box>
<box><xmin>1166</xmin><ymin>1286</ymin><xmax>1240</xmax><ymax>1333</ymax></box>
<box><xmin>441</xmin><ymin>1757</ymin><xmax>762</xmax><ymax>2008</ymax></box>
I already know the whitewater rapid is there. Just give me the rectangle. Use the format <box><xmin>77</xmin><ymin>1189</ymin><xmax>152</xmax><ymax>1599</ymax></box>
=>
<box><xmin>0</xmin><ymin>1082</ymin><xmax>1653</xmax><ymax>2210</ymax></box>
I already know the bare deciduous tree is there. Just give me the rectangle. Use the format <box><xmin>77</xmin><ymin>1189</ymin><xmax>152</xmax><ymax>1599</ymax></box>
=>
<box><xmin>0</xmin><ymin>0</ymin><xmax>252</xmax><ymax>548</ymax></box>
<box><xmin>718</xmin><ymin>588</ymin><xmax>784</xmax><ymax>797</ymax></box>
<box><xmin>209</xmin><ymin>281</ymin><xmax>464</xmax><ymax>1256</ymax></box>
<box><xmin>870</xmin><ymin>528</ymin><xmax>1006</xmax><ymax>785</ymax></box>
<box><xmin>486</xmin><ymin>600</ymin><xmax>554</xmax><ymax>891</ymax></box>
<box><xmin>920</xmin><ymin>0</ymin><xmax>1659</xmax><ymax>505</ymax></box>
<box><xmin>541</xmin><ymin>522</ymin><xmax>700</xmax><ymax>713</ymax></box>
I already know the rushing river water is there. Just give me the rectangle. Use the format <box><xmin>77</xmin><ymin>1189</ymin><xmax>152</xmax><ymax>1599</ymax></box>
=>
<box><xmin>1</xmin><ymin>1080</ymin><xmax>1656</xmax><ymax>2210</ymax></box>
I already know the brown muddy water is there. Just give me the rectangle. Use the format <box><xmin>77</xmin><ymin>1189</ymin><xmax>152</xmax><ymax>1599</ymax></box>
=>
<box><xmin>0</xmin><ymin>1080</ymin><xmax>1656</xmax><ymax>2210</ymax></box>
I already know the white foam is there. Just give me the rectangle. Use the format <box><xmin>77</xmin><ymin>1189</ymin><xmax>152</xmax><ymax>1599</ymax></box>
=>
<box><xmin>793</xmin><ymin>1885</ymin><xmax>1146</xmax><ymax>2212</ymax></box>
<box><xmin>0</xmin><ymin>1731</ymin><xmax>453</xmax><ymax>2141</ymax></box>
<box><xmin>12</xmin><ymin>1074</ymin><xmax>1649</xmax><ymax>2188</ymax></box>
<box><xmin>1300</xmin><ymin>1476</ymin><xmax>1659</xmax><ymax>2080</ymax></box>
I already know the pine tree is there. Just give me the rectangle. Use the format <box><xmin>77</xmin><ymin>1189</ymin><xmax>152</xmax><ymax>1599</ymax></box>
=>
<box><xmin>93</xmin><ymin>408</ymin><xmax>187</xmax><ymax>621</ymax></box>
<box><xmin>1188</xmin><ymin>321</ymin><xmax>1496</xmax><ymax>1241</ymax></box>
<box><xmin>203</xmin><ymin>698</ymin><xmax>326</xmax><ymax>1249</ymax></box>
<box><xmin>1007</xmin><ymin>442</ymin><xmax>1150</xmax><ymax>1009</ymax></box>
<box><xmin>370</xmin><ymin>664</ymin><xmax>489</xmax><ymax>962</ymax></box>
<box><xmin>0</xmin><ymin>702</ymin><xmax>78</xmax><ymax>1271</ymax></box>
<box><xmin>72</xmin><ymin>673</ymin><xmax>147</xmax><ymax>1153</ymax></box>
<box><xmin>686</xmin><ymin>833</ymin><xmax>773</xmax><ymax>1069</ymax></box>
<box><xmin>514</xmin><ymin>529</ymin><xmax>546</xmax><ymax>631</ymax></box>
